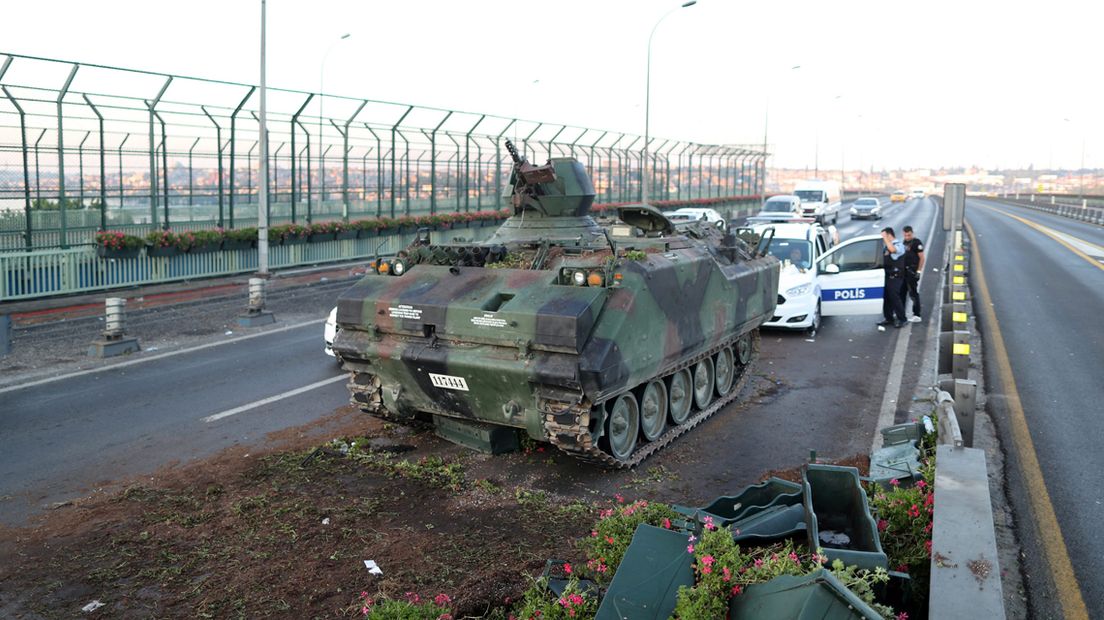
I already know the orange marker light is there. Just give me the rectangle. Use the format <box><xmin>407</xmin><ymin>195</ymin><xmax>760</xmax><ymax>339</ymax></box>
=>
<box><xmin>613</xmin><ymin>273</ymin><xmax>623</xmax><ymax>281</ymax></box>
<box><xmin>587</xmin><ymin>272</ymin><xmax>604</xmax><ymax>287</ymax></box>
<box><xmin>378</xmin><ymin>261</ymin><xmax>390</xmax><ymax>274</ymax></box>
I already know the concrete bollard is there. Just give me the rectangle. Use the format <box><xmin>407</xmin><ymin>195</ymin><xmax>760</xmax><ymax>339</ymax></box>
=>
<box><xmin>238</xmin><ymin>277</ymin><xmax>276</xmax><ymax>327</ymax></box>
<box><xmin>1050</xmin><ymin>195</ymin><xmax>1055</xmax><ymax>205</ymax></box>
<box><xmin>89</xmin><ymin>298</ymin><xmax>140</xmax><ymax>358</ymax></box>
<box><xmin>954</xmin><ymin>379</ymin><xmax>978</xmax><ymax>448</ymax></box>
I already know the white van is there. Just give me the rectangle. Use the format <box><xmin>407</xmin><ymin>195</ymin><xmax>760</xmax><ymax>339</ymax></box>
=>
<box><xmin>793</xmin><ymin>180</ymin><xmax>842</xmax><ymax>225</ymax></box>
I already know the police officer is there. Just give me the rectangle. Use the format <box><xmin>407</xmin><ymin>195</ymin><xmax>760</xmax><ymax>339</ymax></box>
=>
<box><xmin>877</xmin><ymin>226</ymin><xmax>907</xmax><ymax>328</ymax></box>
<box><xmin>900</xmin><ymin>225</ymin><xmax>925</xmax><ymax>322</ymax></box>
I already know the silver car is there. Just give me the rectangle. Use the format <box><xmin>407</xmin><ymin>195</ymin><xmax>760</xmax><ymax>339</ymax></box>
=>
<box><xmin>849</xmin><ymin>197</ymin><xmax>883</xmax><ymax>220</ymax></box>
<box><xmin>753</xmin><ymin>195</ymin><xmax>804</xmax><ymax>222</ymax></box>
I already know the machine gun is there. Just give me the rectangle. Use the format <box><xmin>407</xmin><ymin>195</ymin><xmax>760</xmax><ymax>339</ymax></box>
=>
<box><xmin>505</xmin><ymin>139</ymin><xmax>557</xmax><ymax>208</ymax></box>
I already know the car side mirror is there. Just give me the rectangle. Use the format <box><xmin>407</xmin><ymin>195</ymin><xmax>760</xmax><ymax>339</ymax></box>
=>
<box><xmin>824</xmin><ymin>263</ymin><xmax>840</xmax><ymax>274</ymax></box>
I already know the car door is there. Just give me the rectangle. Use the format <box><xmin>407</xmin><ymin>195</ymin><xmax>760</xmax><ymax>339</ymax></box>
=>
<box><xmin>816</xmin><ymin>235</ymin><xmax>885</xmax><ymax>316</ymax></box>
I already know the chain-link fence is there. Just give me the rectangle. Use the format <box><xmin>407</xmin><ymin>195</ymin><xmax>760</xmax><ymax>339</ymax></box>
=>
<box><xmin>0</xmin><ymin>52</ymin><xmax>767</xmax><ymax>252</ymax></box>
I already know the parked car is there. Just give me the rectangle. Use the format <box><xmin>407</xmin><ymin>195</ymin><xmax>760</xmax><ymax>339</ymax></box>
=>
<box><xmin>665</xmin><ymin>207</ymin><xmax>727</xmax><ymax>231</ymax></box>
<box><xmin>910</xmin><ymin>189</ymin><xmax>925</xmax><ymax>200</ymax></box>
<box><xmin>324</xmin><ymin>306</ymin><xmax>338</xmax><ymax>358</ymax></box>
<box><xmin>890</xmin><ymin>190</ymin><xmax>907</xmax><ymax>203</ymax></box>
<box><xmin>849</xmin><ymin>197</ymin><xmax>883</xmax><ymax>220</ymax></box>
<box><xmin>751</xmin><ymin>222</ymin><xmax>887</xmax><ymax>331</ymax></box>
<box><xmin>753</xmin><ymin>195</ymin><xmax>805</xmax><ymax>222</ymax></box>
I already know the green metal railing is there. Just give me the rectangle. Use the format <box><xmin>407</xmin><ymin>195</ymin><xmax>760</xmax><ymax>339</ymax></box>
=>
<box><xmin>0</xmin><ymin>52</ymin><xmax>768</xmax><ymax>252</ymax></box>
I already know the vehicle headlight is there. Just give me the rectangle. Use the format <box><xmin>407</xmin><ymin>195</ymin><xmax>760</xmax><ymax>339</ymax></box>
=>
<box><xmin>786</xmin><ymin>283</ymin><xmax>812</xmax><ymax>297</ymax></box>
<box><xmin>850</xmin><ymin>207</ymin><xmax>857</xmax><ymax>214</ymax></box>
<box><xmin>572</xmin><ymin>270</ymin><xmax>587</xmax><ymax>286</ymax></box>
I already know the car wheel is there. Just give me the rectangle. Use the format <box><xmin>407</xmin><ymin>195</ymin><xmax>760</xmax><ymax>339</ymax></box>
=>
<box><xmin>809</xmin><ymin>301</ymin><xmax>821</xmax><ymax>333</ymax></box>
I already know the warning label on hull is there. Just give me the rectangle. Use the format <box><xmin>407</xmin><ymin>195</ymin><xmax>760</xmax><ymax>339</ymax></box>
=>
<box><xmin>471</xmin><ymin>313</ymin><xmax>507</xmax><ymax>328</ymax></box>
<box><xmin>388</xmin><ymin>304</ymin><xmax>422</xmax><ymax>320</ymax></box>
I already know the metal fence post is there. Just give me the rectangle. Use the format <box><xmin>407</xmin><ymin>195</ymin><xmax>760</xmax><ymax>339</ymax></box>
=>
<box><xmin>495</xmin><ymin>120</ymin><xmax>515</xmax><ymax>209</ymax></box>
<box><xmin>201</xmin><ymin>107</ymin><xmax>224</xmax><ymax>227</ymax></box>
<box><xmin>390</xmin><ymin>106</ymin><xmax>413</xmax><ymax>218</ymax></box>
<box><xmin>290</xmin><ymin>94</ymin><xmax>313</xmax><ymax>224</ymax></box>
<box><xmin>145</xmin><ymin>76</ymin><xmax>171</xmax><ymax>230</ymax></box>
<box><xmin>55</xmin><ymin>64</ymin><xmax>79</xmax><ymax>248</ymax></box>
<box><xmin>338</xmin><ymin>101</ymin><xmax>367</xmax><ymax>222</ymax></box>
<box><xmin>1</xmin><ymin>85</ymin><xmax>34</xmax><ymax>251</ymax></box>
<box><xmin>465</xmin><ymin>115</ymin><xmax>487</xmax><ymax>213</ymax></box>
<box><xmin>229</xmin><ymin>86</ymin><xmax>256</xmax><ymax>229</ymax></box>
<box><xmin>446</xmin><ymin>133</ymin><xmax>461</xmax><ymax>212</ymax></box>
<box><xmin>430</xmin><ymin>111</ymin><xmax>453</xmax><ymax>214</ymax></box>
<box><xmin>153</xmin><ymin>110</ymin><xmax>169</xmax><ymax>229</ymax></box>
<box><xmin>187</xmin><ymin>137</ymin><xmax>200</xmax><ymax>208</ymax></box>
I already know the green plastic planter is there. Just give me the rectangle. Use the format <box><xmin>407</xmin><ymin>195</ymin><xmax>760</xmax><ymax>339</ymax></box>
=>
<box><xmin>595</xmin><ymin>524</ymin><xmax>694</xmax><ymax>620</ymax></box>
<box><xmin>728</xmin><ymin>569</ymin><xmax>883</xmax><ymax>619</ymax></box>
<box><xmin>802</xmin><ymin>464</ymin><xmax>887</xmax><ymax>570</ymax></box>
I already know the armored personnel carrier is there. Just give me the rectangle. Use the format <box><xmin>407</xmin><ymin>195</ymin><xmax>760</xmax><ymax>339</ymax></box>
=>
<box><xmin>332</xmin><ymin>141</ymin><xmax>779</xmax><ymax>466</ymax></box>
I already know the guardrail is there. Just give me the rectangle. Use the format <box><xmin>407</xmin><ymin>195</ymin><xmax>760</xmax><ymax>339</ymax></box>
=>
<box><xmin>990</xmin><ymin>195</ymin><xmax>1104</xmax><ymax>225</ymax></box>
<box><xmin>927</xmin><ymin>187</ymin><xmax>1005</xmax><ymax>618</ymax></box>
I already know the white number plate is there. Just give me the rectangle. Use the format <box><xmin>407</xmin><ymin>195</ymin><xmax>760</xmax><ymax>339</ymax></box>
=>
<box><xmin>429</xmin><ymin>373</ymin><xmax>469</xmax><ymax>391</ymax></box>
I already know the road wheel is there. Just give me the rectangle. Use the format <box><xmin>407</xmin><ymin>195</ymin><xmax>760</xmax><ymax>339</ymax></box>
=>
<box><xmin>714</xmin><ymin>347</ymin><xmax>736</xmax><ymax>397</ymax></box>
<box><xmin>692</xmin><ymin>358</ymin><xmax>715</xmax><ymax>410</ymax></box>
<box><xmin>735</xmin><ymin>333</ymin><xmax>753</xmax><ymax>365</ymax></box>
<box><xmin>604</xmin><ymin>393</ymin><xmax>640</xmax><ymax>461</ymax></box>
<box><xmin>640</xmin><ymin>380</ymin><xmax>668</xmax><ymax>442</ymax></box>
<box><xmin>809</xmin><ymin>301</ymin><xmax>822</xmax><ymax>333</ymax></box>
<box><xmin>667</xmin><ymin>369</ymin><xmax>693</xmax><ymax>425</ymax></box>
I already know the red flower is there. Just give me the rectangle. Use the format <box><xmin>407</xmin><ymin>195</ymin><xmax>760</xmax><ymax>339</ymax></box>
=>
<box><xmin>563</xmin><ymin>563</ymin><xmax>572</xmax><ymax>575</ymax></box>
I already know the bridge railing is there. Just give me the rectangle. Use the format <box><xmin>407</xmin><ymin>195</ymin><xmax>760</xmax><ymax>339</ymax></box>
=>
<box><xmin>0</xmin><ymin>52</ymin><xmax>768</xmax><ymax>252</ymax></box>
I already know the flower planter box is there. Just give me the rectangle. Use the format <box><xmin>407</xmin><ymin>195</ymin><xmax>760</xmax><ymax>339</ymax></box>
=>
<box><xmin>147</xmin><ymin>245</ymin><xmax>181</xmax><ymax>258</ymax></box>
<box><xmin>222</xmin><ymin>240</ymin><xmax>254</xmax><ymax>251</ymax></box>
<box><xmin>96</xmin><ymin>246</ymin><xmax>141</xmax><ymax>259</ymax></box>
<box><xmin>378</xmin><ymin>227</ymin><xmax>398</xmax><ymax>237</ymax></box>
<box><xmin>357</xmin><ymin>228</ymin><xmax>379</xmax><ymax>238</ymax></box>
<box><xmin>335</xmin><ymin>229</ymin><xmax>358</xmax><ymax>240</ymax></box>
<box><xmin>282</xmin><ymin>235</ymin><xmax>307</xmax><ymax>245</ymax></box>
<box><xmin>309</xmin><ymin>233</ymin><xmax>336</xmax><ymax>243</ymax></box>
<box><xmin>802</xmin><ymin>464</ymin><xmax>887</xmax><ymax>571</ymax></box>
<box><xmin>188</xmin><ymin>242</ymin><xmax>223</xmax><ymax>254</ymax></box>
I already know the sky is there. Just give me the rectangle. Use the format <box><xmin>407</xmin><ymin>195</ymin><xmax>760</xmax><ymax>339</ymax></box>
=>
<box><xmin>1</xmin><ymin>0</ymin><xmax>1101</xmax><ymax>171</ymax></box>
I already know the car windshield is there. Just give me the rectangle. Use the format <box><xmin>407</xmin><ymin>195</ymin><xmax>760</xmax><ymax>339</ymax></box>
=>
<box><xmin>794</xmin><ymin>190</ymin><xmax>824</xmax><ymax>202</ymax></box>
<box><xmin>667</xmin><ymin>214</ymin><xmax>693</xmax><ymax>221</ymax></box>
<box><xmin>894</xmin><ymin>191</ymin><xmax>906</xmax><ymax>195</ymax></box>
<box><xmin>855</xmin><ymin>199</ymin><xmax>878</xmax><ymax>206</ymax></box>
<box><xmin>766</xmin><ymin>238</ymin><xmax>813</xmax><ymax>266</ymax></box>
<box><xmin>763</xmin><ymin>201</ymin><xmax>794</xmax><ymax>212</ymax></box>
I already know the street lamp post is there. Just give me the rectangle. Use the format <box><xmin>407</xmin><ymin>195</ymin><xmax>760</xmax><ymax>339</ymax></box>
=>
<box><xmin>258</xmin><ymin>0</ymin><xmax>269</xmax><ymax>276</ymax></box>
<box><xmin>320</xmin><ymin>33</ymin><xmax>351</xmax><ymax>214</ymax></box>
<box><xmin>643</xmin><ymin>0</ymin><xmax>696</xmax><ymax>204</ymax></box>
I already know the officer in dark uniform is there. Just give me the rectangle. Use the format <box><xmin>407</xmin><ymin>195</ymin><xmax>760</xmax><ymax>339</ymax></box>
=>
<box><xmin>900</xmin><ymin>225</ymin><xmax>925</xmax><ymax>322</ymax></box>
<box><xmin>877</xmin><ymin>226</ymin><xmax>907</xmax><ymax>328</ymax></box>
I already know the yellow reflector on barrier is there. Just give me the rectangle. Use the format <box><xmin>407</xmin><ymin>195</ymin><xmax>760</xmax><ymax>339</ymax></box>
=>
<box><xmin>953</xmin><ymin>264</ymin><xmax>965</xmax><ymax>272</ymax></box>
<box><xmin>953</xmin><ymin>276</ymin><xmax>965</xmax><ymax>284</ymax></box>
<box><xmin>952</xmin><ymin>291</ymin><xmax>966</xmax><ymax>301</ymax></box>
<box><xmin>953</xmin><ymin>343</ymin><xmax>971</xmax><ymax>355</ymax></box>
<box><xmin>953</xmin><ymin>312</ymin><xmax>968</xmax><ymax>323</ymax></box>
<box><xmin>955</xmin><ymin>255</ymin><xmax>964</xmax><ymax>261</ymax></box>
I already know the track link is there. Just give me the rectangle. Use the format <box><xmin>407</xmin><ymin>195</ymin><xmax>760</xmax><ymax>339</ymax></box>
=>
<box><xmin>542</xmin><ymin>329</ymin><xmax>761</xmax><ymax>469</ymax></box>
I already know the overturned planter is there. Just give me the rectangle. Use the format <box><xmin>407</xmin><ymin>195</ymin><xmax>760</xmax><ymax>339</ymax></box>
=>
<box><xmin>802</xmin><ymin>464</ymin><xmax>887</xmax><ymax>571</ymax></box>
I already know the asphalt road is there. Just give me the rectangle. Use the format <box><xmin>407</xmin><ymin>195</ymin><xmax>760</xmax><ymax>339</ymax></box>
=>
<box><xmin>0</xmin><ymin>322</ymin><xmax>349</xmax><ymax>525</ymax></box>
<box><xmin>965</xmin><ymin>198</ymin><xmax>1104</xmax><ymax>619</ymax></box>
<box><xmin>0</xmin><ymin>197</ymin><xmax>942</xmax><ymax>528</ymax></box>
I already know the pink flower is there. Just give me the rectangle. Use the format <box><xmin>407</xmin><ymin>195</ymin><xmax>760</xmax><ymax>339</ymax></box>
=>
<box><xmin>701</xmin><ymin>565</ymin><xmax>712</xmax><ymax>574</ymax></box>
<box><xmin>702</xmin><ymin>555</ymin><xmax>715</xmax><ymax>566</ymax></box>
<box><xmin>897</xmin><ymin>613</ymin><xmax>909</xmax><ymax>620</ymax></box>
<box><xmin>916</xmin><ymin>480</ymin><xmax>927</xmax><ymax>489</ymax></box>
<box><xmin>731</xmin><ymin>585</ymin><xmax>743</xmax><ymax>596</ymax></box>
<box><xmin>563</xmin><ymin>563</ymin><xmax>572</xmax><ymax>575</ymax></box>
<box><xmin>434</xmin><ymin>593</ymin><xmax>451</xmax><ymax>606</ymax></box>
<box><xmin>909</xmin><ymin>504</ymin><xmax>921</xmax><ymax>518</ymax></box>
<box><xmin>789</xmin><ymin>552</ymin><xmax>800</xmax><ymax>564</ymax></box>
<box><xmin>754</xmin><ymin>558</ymin><xmax>763</xmax><ymax>567</ymax></box>
<box><xmin>591</xmin><ymin>530</ymin><xmax>598</xmax><ymax>537</ymax></box>
<box><xmin>878</xmin><ymin>519</ymin><xmax>888</xmax><ymax>532</ymax></box>
<box><xmin>662</xmin><ymin>518</ymin><xmax>672</xmax><ymax>529</ymax></box>
<box><xmin>687</xmin><ymin>544</ymin><xmax>695</xmax><ymax>554</ymax></box>
<box><xmin>722</xmin><ymin>567</ymin><xmax>732</xmax><ymax>582</ymax></box>
<box><xmin>687</xmin><ymin>534</ymin><xmax>697</xmax><ymax>543</ymax></box>
<box><xmin>605</xmin><ymin>536</ymin><xmax>615</xmax><ymax>545</ymax></box>
<box><xmin>925</xmin><ymin>540</ymin><xmax>933</xmax><ymax>556</ymax></box>
<box><xmin>889</xmin><ymin>478</ymin><xmax>900</xmax><ymax>487</ymax></box>
<box><xmin>614</xmin><ymin>493</ymin><xmax>624</xmax><ymax>503</ymax></box>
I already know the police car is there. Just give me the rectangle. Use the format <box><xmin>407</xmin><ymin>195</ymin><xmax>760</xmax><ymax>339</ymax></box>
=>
<box><xmin>752</xmin><ymin>221</ymin><xmax>887</xmax><ymax>331</ymax></box>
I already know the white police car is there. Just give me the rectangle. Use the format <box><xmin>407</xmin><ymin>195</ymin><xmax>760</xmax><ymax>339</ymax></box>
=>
<box><xmin>324</xmin><ymin>306</ymin><xmax>339</xmax><ymax>357</ymax></box>
<box><xmin>665</xmin><ymin>207</ymin><xmax>727</xmax><ymax>231</ymax></box>
<box><xmin>753</xmin><ymin>222</ymin><xmax>886</xmax><ymax>331</ymax></box>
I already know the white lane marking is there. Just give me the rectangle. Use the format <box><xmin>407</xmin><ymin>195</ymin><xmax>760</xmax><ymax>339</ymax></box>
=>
<box><xmin>870</xmin><ymin>197</ymin><xmax>937</xmax><ymax>453</ymax></box>
<box><xmin>0</xmin><ymin>319</ymin><xmax>326</xmax><ymax>396</ymax></box>
<box><xmin>201</xmin><ymin>374</ymin><xmax>347</xmax><ymax>423</ymax></box>
<box><xmin>1047</xmin><ymin>229</ymin><xmax>1104</xmax><ymax>258</ymax></box>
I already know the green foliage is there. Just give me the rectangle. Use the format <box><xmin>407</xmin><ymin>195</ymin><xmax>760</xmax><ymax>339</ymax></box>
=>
<box><xmin>512</xmin><ymin>576</ymin><xmax>598</xmax><ymax>620</ymax></box>
<box><xmin>827</xmin><ymin>559</ymin><xmax>895</xmax><ymax>618</ymax></box>
<box><xmin>578</xmin><ymin>499</ymin><xmax>679</xmax><ymax>584</ymax></box>
<box><xmin>188</xmin><ymin>228</ymin><xmax>225</xmax><ymax>247</ymax></box>
<box><xmin>338</xmin><ymin>440</ymin><xmax>465</xmax><ymax>491</ymax></box>
<box><xmin>31</xmin><ymin>197</ymin><xmax>85</xmax><ymax>210</ymax></box>
<box><xmin>94</xmin><ymin>230</ymin><xmax>144</xmax><ymax>250</ymax></box>
<box><xmin>352</xmin><ymin>218</ymin><xmax>384</xmax><ymax>231</ymax></box>
<box><xmin>357</xmin><ymin>591</ymin><xmax>453</xmax><ymax>619</ymax></box>
<box><xmin>270</xmin><ymin>223</ymin><xmax>309</xmax><ymax>241</ymax></box>
<box><xmin>224</xmin><ymin>227</ymin><xmax>258</xmax><ymax>243</ymax></box>
<box><xmin>620</xmin><ymin>250</ymin><xmax>647</xmax><ymax>261</ymax></box>
<box><xmin>145</xmin><ymin>229</ymin><xmax>183</xmax><ymax>249</ymax></box>
<box><xmin>867</xmin><ymin>462</ymin><xmax>935</xmax><ymax>594</ymax></box>
<box><xmin>485</xmin><ymin>253</ymin><xmax>528</xmax><ymax>269</ymax></box>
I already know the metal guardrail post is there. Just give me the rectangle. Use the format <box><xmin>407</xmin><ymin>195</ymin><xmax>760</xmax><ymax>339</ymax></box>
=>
<box><xmin>0</xmin><ymin>314</ymin><xmax>11</xmax><ymax>357</ymax></box>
